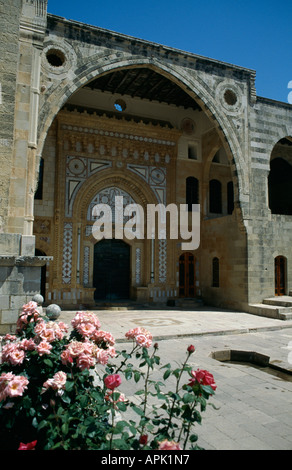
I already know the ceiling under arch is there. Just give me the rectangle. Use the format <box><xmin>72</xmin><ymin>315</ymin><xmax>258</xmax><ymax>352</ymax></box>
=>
<box><xmin>84</xmin><ymin>67</ymin><xmax>201</xmax><ymax>111</ymax></box>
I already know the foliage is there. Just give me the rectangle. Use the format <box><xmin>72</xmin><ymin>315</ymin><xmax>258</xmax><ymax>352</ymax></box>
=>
<box><xmin>0</xmin><ymin>302</ymin><xmax>216</xmax><ymax>450</ymax></box>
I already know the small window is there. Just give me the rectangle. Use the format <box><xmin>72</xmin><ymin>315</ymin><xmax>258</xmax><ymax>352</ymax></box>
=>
<box><xmin>114</xmin><ymin>99</ymin><xmax>126</xmax><ymax>112</ymax></box>
<box><xmin>212</xmin><ymin>257</ymin><xmax>219</xmax><ymax>287</ymax></box>
<box><xmin>209</xmin><ymin>179</ymin><xmax>222</xmax><ymax>214</ymax></box>
<box><xmin>188</xmin><ymin>144</ymin><xmax>197</xmax><ymax>160</ymax></box>
<box><xmin>46</xmin><ymin>49</ymin><xmax>66</xmax><ymax>67</ymax></box>
<box><xmin>34</xmin><ymin>158</ymin><xmax>44</xmax><ymax>200</ymax></box>
<box><xmin>186</xmin><ymin>177</ymin><xmax>199</xmax><ymax>211</ymax></box>
<box><xmin>227</xmin><ymin>181</ymin><xmax>234</xmax><ymax>214</ymax></box>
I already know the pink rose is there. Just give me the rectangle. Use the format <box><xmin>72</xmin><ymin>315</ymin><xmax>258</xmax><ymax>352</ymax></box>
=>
<box><xmin>104</xmin><ymin>374</ymin><xmax>122</xmax><ymax>390</ymax></box>
<box><xmin>2</xmin><ymin>344</ymin><xmax>26</xmax><ymax>366</ymax></box>
<box><xmin>39</xmin><ymin>328</ymin><xmax>56</xmax><ymax>343</ymax></box>
<box><xmin>57</xmin><ymin>321</ymin><xmax>69</xmax><ymax>332</ymax></box>
<box><xmin>135</xmin><ymin>333</ymin><xmax>152</xmax><ymax>348</ymax></box>
<box><xmin>158</xmin><ymin>439</ymin><xmax>181</xmax><ymax>450</ymax></box>
<box><xmin>60</xmin><ymin>349</ymin><xmax>73</xmax><ymax>366</ymax></box>
<box><xmin>92</xmin><ymin>330</ymin><xmax>115</xmax><ymax>346</ymax></box>
<box><xmin>6</xmin><ymin>375</ymin><xmax>29</xmax><ymax>399</ymax></box>
<box><xmin>36</xmin><ymin>340</ymin><xmax>52</xmax><ymax>356</ymax></box>
<box><xmin>76</xmin><ymin>352</ymin><xmax>95</xmax><ymax>370</ymax></box>
<box><xmin>125</xmin><ymin>327</ymin><xmax>152</xmax><ymax>348</ymax></box>
<box><xmin>66</xmin><ymin>340</ymin><xmax>86</xmax><ymax>358</ymax></box>
<box><xmin>76</xmin><ymin>322</ymin><xmax>96</xmax><ymax>338</ymax></box>
<box><xmin>3</xmin><ymin>334</ymin><xmax>17</xmax><ymax>342</ymax></box>
<box><xmin>20</xmin><ymin>339</ymin><xmax>36</xmax><ymax>351</ymax></box>
<box><xmin>71</xmin><ymin>311</ymin><xmax>101</xmax><ymax>330</ymax></box>
<box><xmin>95</xmin><ymin>348</ymin><xmax>109</xmax><ymax>365</ymax></box>
<box><xmin>43</xmin><ymin>371</ymin><xmax>67</xmax><ymax>391</ymax></box>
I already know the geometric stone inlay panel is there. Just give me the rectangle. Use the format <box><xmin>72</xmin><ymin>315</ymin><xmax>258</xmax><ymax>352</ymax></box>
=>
<box><xmin>135</xmin><ymin>247</ymin><xmax>141</xmax><ymax>284</ymax></box>
<box><xmin>127</xmin><ymin>164</ymin><xmax>167</xmax><ymax>204</ymax></box>
<box><xmin>62</xmin><ymin>222</ymin><xmax>73</xmax><ymax>284</ymax></box>
<box><xmin>158</xmin><ymin>239</ymin><xmax>167</xmax><ymax>283</ymax></box>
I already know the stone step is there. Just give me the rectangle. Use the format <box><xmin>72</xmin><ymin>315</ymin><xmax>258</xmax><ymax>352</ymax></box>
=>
<box><xmin>249</xmin><ymin>303</ymin><xmax>292</xmax><ymax>320</ymax></box>
<box><xmin>173</xmin><ymin>298</ymin><xmax>204</xmax><ymax>309</ymax></box>
<box><xmin>263</xmin><ymin>296</ymin><xmax>292</xmax><ymax>308</ymax></box>
<box><xmin>94</xmin><ymin>301</ymin><xmax>146</xmax><ymax>310</ymax></box>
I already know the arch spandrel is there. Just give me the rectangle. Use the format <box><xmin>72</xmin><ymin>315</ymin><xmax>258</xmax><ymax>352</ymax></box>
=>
<box><xmin>38</xmin><ymin>55</ymin><xmax>249</xmax><ymax>213</ymax></box>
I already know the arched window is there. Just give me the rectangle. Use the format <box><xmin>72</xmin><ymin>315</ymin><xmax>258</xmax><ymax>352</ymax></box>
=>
<box><xmin>227</xmin><ymin>181</ymin><xmax>234</xmax><ymax>214</ymax></box>
<box><xmin>212</xmin><ymin>257</ymin><xmax>219</xmax><ymax>287</ymax></box>
<box><xmin>209</xmin><ymin>179</ymin><xmax>222</xmax><ymax>214</ymax></box>
<box><xmin>186</xmin><ymin>177</ymin><xmax>199</xmax><ymax>212</ymax></box>
<box><xmin>268</xmin><ymin>156</ymin><xmax>292</xmax><ymax>215</ymax></box>
<box><xmin>34</xmin><ymin>158</ymin><xmax>44</xmax><ymax>200</ymax></box>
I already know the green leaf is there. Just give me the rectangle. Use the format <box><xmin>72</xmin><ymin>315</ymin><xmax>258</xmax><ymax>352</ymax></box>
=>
<box><xmin>132</xmin><ymin>405</ymin><xmax>144</xmax><ymax>416</ymax></box>
<box><xmin>61</xmin><ymin>394</ymin><xmax>71</xmax><ymax>404</ymax></box>
<box><xmin>183</xmin><ymin>393</ymin><xmax>195</xmax><ymax>404</ymax></box>
<box><xmin>65</xmin><ymin>380</ymin><xmax>74</xmax><ymax>392</ymax></box>
<box><xmin>43</xmin><ymin>358</ymin><xmax>54</xmax><ymax>368</ymax></box>
<box><xmin>116</xmin><ymin>401</ymin><xmax>127</xmax><ymax>412</ymax></box>
<box><xmin>61</xmin><ymin>422</ymin><xmax>69</xmax><ymax>435</ymax></box>
<box><xmin>37</xmin><ymin>420</ymin><xmax>48</xmax><ymax>430</ymax></box>
<box><xmin>163</xmin><ymin>369</ymin><xmax>171</xmax><ymax>380</ymax></box>
<box><xmin>134</xmin><ymin>371</ymin><xmax>141</xmax><ymax>383</ymax></box>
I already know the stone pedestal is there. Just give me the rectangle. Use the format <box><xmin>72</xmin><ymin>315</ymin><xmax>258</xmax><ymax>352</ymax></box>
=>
<box><xmin>0</xmin><ymin>254</ymin><xmax>52</xmax><ymax>334</ymax></box>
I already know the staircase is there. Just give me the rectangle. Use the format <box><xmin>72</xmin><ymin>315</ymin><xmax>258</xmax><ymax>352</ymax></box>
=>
<box><xmin>249</xmin><ymin>296</ymin><xmax>292</xmax><ymax>320</ymax></box>
<box><xmin>172</xmin><ymin>298</ymin><xmax>204</xmax><ymax>309</ymax></box>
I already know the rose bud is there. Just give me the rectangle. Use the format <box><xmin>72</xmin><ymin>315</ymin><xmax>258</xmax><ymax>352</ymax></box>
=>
<box><xmin>187</xmin><ymin>345</ymin><xmax>195</xmax><ymax>354</ymax></box>
<box><xmin>139</xmin><ymin>434</ymin><xmax>148</xmax><ymax>446</ymax></box>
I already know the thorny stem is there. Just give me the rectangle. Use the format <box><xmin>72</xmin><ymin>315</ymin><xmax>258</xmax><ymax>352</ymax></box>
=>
<box><xmin>182</xmin><ymin>401</ymin><xmax>197</xmax><ymax>449</ymax></box>
<box><xmin>115</xmin><ymin>344</ymin><xmax>139</xmax><ymax>374</ymax></box>
<box><xmin>166</xmin><ymin>352</ymin><xmax>191</xmax><ymax>433</ymax></box>
<box><xmin>109</xmin><ymin>400</ymin><xmax>115</xmax><ymax>450</ymax></box>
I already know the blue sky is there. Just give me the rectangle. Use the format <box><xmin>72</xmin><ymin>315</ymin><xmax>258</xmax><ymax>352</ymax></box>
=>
<box><xmin>47</xmin><ymin>0</ymin><xmax>292</xmax><ymax>103</ymax></box>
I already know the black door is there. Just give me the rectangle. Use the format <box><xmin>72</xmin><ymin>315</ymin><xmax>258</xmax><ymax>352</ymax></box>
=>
<box><xmin>275</xmin><ymin>256</ymin><xmax>286</xmax><ymax>296</ymax></box>
<box><xmin>93</xmin><ymin>239</ymin><xmax>130</xmax><ymax>301</ymax></box>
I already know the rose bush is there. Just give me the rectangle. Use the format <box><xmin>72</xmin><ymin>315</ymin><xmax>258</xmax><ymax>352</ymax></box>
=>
<box><xmin>0</xmin><ymin>302</ymin><xmax>216</xmax><ymax>450</ymax></box>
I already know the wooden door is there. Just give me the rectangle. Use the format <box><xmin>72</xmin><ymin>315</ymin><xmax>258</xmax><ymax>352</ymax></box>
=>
<box><xmin>275</xmin><ymin>256</ymin><xmax>286</xmax><ymax>296</ymax></box>
<box><xmin>179</xmin><ymin>253</ymin><xmax>196</xmax><ymax>297</ymax></box>
<box><xmin>93</xmin><ymin>239</ymin><xmax>130</xmax><ymax>301</ymax></box>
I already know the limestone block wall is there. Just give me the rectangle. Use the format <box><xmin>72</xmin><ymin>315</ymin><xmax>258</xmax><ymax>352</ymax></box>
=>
<box><xmin>247</xmin><ymin>98</ymin><xmax>292</xmax><ymax>303</ymax></box>
<box><xmin>201</xmin><ymin>215</ymin><xmax>248</xmax><ymax>310</ymax></box>
<box><xmin>0</xmin><ymin>0</ymin><xmax>22</xmax><ymax>231</ymax></box>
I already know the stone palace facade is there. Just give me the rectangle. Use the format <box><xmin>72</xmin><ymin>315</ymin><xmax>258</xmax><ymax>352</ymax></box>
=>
<box><xmin>0</xmin><ymin>0</ymin><xmax>292</xmax><ymax>333</ymax></box>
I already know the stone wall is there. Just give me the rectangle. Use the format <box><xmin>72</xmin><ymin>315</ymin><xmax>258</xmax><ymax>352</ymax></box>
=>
<box><xmin>0</xmin><ymin>0</ymin><xmax>21</xmax><ymax>231</ymax></box>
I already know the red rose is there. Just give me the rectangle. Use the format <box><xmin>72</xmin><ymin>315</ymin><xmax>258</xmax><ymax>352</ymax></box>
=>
<box><xmin>189</xmin><ymin>369</ymin><xmax>216</xmax><ymax>391</ymax></box>
<box><xmin>187</xmin><ymin>345</ymin><xmax>195</xmax><ymax>354</ymax></box>
<box><xmin>18</xmin><ymin>440</ymin><xmax>37</xmax><ymax>450</ymax></box>
<box><xmin>104</xmin><ymin>373</ymin><xmax>122</xmax><ymax>390</ymax></box>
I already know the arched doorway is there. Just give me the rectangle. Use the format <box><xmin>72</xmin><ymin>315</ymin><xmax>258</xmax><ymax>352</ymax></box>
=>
<box><xmin>179</xmin><ymin>253</ymin><xmax>196</xmax><ymax>297</ymax></box>
<box><xmin>268</xmin><ymin>137</ymin><xmax>292</xmax><ymax>215</ymax></box>
<box><xmin>275</xmin><ymin>256</ymin><xmax>286</xmax><ymax>296</ymax></box>
<box><xmin>93</xmin><ymin>239</ymin><xmax>130</xmax><ymax>301</ymax></box>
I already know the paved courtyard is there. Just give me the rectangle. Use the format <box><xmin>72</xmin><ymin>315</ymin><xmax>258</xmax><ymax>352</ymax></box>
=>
<box><xmin>57</xmin><ymin>306</ymin><xmax>292</xmax><ymax>450</ymax></box>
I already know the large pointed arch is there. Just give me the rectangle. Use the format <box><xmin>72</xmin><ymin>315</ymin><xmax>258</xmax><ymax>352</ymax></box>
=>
<box><xmin>37</xmin><ymin>57</ymin><xmax>247</xmax><ymax>214</ymax></box>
